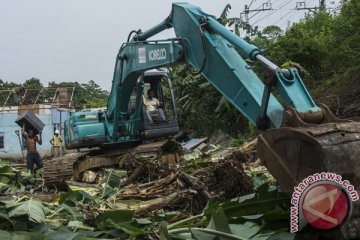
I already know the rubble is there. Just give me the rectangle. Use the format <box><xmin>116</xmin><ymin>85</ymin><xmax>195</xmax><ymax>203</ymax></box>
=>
<box><xmin>82</xmin><ymin>171</ymin><xmax>97</xmax><ymax>183</ymax></box>
<box><xmin>0</xmin><ymin>139</ymin><xmax>288</xmax><ymax>239</ymax></box>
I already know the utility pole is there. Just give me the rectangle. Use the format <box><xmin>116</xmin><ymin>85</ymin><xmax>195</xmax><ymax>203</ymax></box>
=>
<box><xmin>295</xmin><ymin>2</ymin><xmax>318</xmax><ymax>12</ymax></box>
<box><xmin>240</xmin><ymin>1</ymin><xmax>273</xmax><ymax>36</ymax></box>
<box><xmin>319</xmin><ymin>0</ymin><xmax>326</xmax><ymax>11</ymax></box>
<box><xmin>296</xmin><ymin>1</ymin><xmax>334</xmax><ymax>13</ymax></box>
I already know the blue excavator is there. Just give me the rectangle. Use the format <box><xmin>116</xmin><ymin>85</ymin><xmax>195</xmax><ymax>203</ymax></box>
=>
<box><xmin>43</xmin><ymin>3</ymin><xmax>360</xmax><ymax>196</ymax></box>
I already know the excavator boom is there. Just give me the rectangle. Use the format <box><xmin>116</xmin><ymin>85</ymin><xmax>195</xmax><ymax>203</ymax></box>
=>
<box><xmin>45</xmin><ymin>3</ymin><xmax>360</xmax><ymax>203</ymax></box>
<box><xmin>127</xmin><ymin>3</ymin><xmax>360</xmax><ymax>195</ymax></box>
<box><xmin>132</xmin><ymin>3</ymin><xmax>319</xmax><ymax>129</ymax></box>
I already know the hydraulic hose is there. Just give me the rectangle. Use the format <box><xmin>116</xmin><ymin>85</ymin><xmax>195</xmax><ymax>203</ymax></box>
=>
<box><xmin>191</xmin><ymin>23</ymin><xmax>207</xmax><ymax>76</ymax></box>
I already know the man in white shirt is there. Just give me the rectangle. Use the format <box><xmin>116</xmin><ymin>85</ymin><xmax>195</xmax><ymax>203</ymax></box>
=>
<box><xmin>143</xmin><ymin>89</ymin><xmax>166</xmax><ymax>124</ymax></box>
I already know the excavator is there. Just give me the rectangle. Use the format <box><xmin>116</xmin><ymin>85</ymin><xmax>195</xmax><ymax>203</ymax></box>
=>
<box><xmin>44</xmin><ymin>3</ymin><xmax>360</xmax><ymax>199</ymax></box>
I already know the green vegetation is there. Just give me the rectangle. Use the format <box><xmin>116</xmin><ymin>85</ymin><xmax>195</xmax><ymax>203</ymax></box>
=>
<box><xmin>1</xmin><ymin>1</ymin><xmax>359</xmax><ymax>239</ymax></box>
<box><xmin>169</xmin><ymin>66</ymin><xmax>251</xmax><ymax>138</ymax></box>
<box><xmin>0</xmin><ymin>78</ymin><xmax>108</xmax><ymax>109</ymax></box>
<box><xmin>48</xmin><ymin>80</ymin><xmax>109</xmax><ymax>109</ymax></box>
<box><xmin>0</xmin><ymin>160</ymin><xmax>294</xmax><ymax>240</ymax></box>
<box><xmin>170</xmin><ymin>0</ymin><xmax>360</xmax><ymax>139</ymax></box>
<box><xmin>253</xmin><ymin>0</ymin><xmax>360</xmax><ymax>101</ymax></box>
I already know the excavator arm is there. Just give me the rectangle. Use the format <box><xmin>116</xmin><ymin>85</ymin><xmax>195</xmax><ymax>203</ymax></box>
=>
<box><xmin>44</xmin><ymin>3</ymin><xmax>359</xmax><ymax>235</ymax></box>
<box><xmin>58</xmin><ymin>2</ymin><xmax>359</xmax><ymax>198</ymax></box>
<box><xmin>113</xmin><ymin>3</ymin><xmax>360</xmax><ymax>196</ymax></box>
<box><xmin>114</xmin><ymin>3</ymin><xmax>319</xmax><ymax>133</ymax></box>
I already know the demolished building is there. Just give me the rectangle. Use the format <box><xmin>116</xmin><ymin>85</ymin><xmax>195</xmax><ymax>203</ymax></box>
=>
<box><xmin>0</xmin><ymin>87</ymin><xmax>75</xmax><ymax>160</ymax></box>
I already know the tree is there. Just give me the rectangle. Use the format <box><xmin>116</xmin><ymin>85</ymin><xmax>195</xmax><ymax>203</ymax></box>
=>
<box><xmin>0</xmin><ymin>79</ymin><xmax>21</xmax><ymax>90</ymax></box>
<box><xmin>261</xmin><ymin>25</ymin><xmax>283</xmax><ymax>40</ymax></box>
<box><xmin>330</xmin><ymin>0</ymin><xmax>360</xmax><ymax>72</ymax></box>
<box><xmin>23</xmin><ymin>78</ymin><xmax>43</xmax><ymax>89</ymax></box>
<box><xmin>169</xmin><ymin>65</ymin><xmax>249</xmax><ymax>137</ymax></box>
<box><xmin>48</xmin><ymin>80</ymin><xmax>109</xmax><ymax>109</ymax></box>
<box><xmin>81</xmin><ymin>80</ymin><xmax>109</xmax><ymax>108</ymax></box>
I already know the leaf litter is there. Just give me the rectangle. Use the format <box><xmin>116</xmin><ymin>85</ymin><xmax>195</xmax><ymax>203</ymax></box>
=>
<box><xmin>0</xmin><ymin>138</ymin><xmax>299</xmax><ymax>239</ymax></box>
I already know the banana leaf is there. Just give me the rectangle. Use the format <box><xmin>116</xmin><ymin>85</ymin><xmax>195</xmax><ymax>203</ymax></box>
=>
<box><xmin>8</xmin><ymin>198</ymin><xmax>47</xmax><ymax>223</ymax></box>
<box><xmin>0</xmin><ymin>230</ymin><xmax>45</xmax><ymax>240</ymax></box>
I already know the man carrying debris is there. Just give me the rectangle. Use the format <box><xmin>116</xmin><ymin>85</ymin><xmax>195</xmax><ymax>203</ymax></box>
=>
<box><xmin>50</xmin><ymin>129</ymin><xmax>62</xmax><ymax>158</ymax></box>
<box><xmin>143</xmin><ymin>89</ymin><xmax>166</xmax><ymax>124</ymax></box>
<box><xmin>22</xmin><ymin>124</ymin><xmax>43</xmax><ymax>174</ymax></box>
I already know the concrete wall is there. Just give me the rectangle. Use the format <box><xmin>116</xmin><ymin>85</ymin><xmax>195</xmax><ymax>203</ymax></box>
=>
<box><xmin>0</xmin><ymin>110</ymin><xmax>68</xmax><ymax>161</ymax></box>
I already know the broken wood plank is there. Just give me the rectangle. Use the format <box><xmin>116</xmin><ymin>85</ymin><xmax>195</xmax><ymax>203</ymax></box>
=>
<box><xmin>65</xmin><ymin>181</ymin><xmax>100</xmax><ymax>189</ymax></box>
<box><xmin>182</xmin><ymin>137</ymin><xmax>207</xmax><ymax>151</ymax></box>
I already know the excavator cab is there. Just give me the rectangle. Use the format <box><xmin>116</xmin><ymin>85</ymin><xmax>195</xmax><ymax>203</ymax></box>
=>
<box><xmin>139</xmin><ymin>71</ymin><xmax>180</xmax><ymax>139</ymax></box>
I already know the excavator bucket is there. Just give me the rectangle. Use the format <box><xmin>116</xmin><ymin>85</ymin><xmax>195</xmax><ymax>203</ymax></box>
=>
<box><xmin>257</xmin><ymin>106</ymin><xmax>360</xmax><ymax>195</ymax></box>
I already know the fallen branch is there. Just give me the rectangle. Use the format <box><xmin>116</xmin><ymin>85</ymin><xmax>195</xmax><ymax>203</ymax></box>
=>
<box><xmin>179</xmin><ymin>171</ymin><xmax>211</xmax><ymax>199</ymax></box>
<box><xmin>134</xmin><ymin>189</ymin><xmax>197</xmax><ymax>216</ymax></box>
<box><xmin>65</xmin><ymin>181</ymin><xmax>100</xmax><ymax>189</ymax></box>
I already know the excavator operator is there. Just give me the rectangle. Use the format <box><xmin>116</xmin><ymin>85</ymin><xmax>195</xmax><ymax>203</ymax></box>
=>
<box><xmin>143</xmin><ymin>89</ymin><xmax>166</xmax><ymax>124</ymax></box>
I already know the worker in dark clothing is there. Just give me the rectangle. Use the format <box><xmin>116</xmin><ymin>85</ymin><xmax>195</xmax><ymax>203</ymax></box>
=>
<box><xmin>22</xmin><ymin>123</ymin><xmax>43</xmax><ymax>174</ymax></box>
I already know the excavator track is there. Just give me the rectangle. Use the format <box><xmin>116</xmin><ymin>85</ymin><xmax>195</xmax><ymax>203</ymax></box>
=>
<box><xmin>43</xmin><ymin>152</ymin><xmax>89</xmax><ymax>187</ymax></box>
<box><xmin>43</xmin><ymin>140</ymin><xmax>181</xmax><ymax>187</ymax></box>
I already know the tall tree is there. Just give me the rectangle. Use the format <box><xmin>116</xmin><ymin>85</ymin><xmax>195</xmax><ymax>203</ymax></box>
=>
<box><xmin>0</xmin><ymin>79</ymin><xmax>21</xmax><ymax>90</ymax></box>
<box><xmin>23</xmin><ymin>78</ymin><xmax>43</xmax><ymax>89</ymax></box>
<box><xmin>48</xmin><ymin>80</ymin><xmax>108</xmax><ymax>109</ymax></box>
<box><xmin>81</xmin><ymin>80</ymin><xmax>108</xmax><ymax>108</ymax></box>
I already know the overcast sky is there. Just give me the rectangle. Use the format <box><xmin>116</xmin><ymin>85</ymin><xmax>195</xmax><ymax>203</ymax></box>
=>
<box><xmin>0</xmin><ymin>0</ymin><xmax>339</xmax><ymax>90</ymax></box>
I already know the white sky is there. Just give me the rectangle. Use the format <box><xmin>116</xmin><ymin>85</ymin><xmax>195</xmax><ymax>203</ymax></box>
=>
<box><xmin>0</xmin><ymin>0</ymin><xmax>340</xmax><ymax>90</ymax></box>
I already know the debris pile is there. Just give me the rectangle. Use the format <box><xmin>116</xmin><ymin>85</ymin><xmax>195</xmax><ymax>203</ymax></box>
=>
<box><xmin>0</xmin><ymin>138</ymin><xmax>297</xmax><ymax>239</ymax></box>
<box><xmin>119</xmin><ymin>152</ymin><xmax>174</xmax><ymax>184</ymax></box>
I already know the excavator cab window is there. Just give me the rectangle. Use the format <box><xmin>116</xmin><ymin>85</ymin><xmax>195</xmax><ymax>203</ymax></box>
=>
<box><xmin>159</xmin><ymin>76</ymin><xmax>176</xmax><ymax>122</ymax></box>
<box><xmin>142</xmin><ymin>72</ymin><xmax>177</xmax><ymax>124</ymax></box>
<box><xmin>127</xmin><ymin>86</ymin><xmax>138</xmax><ymax>116</ymax></box>
<box><xmin>140</xmin><ymin>72</ymin><xmax>179</xmax><ymax>139</ymax></box>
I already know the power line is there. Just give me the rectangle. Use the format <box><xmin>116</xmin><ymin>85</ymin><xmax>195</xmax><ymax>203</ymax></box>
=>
<box><xmin>273</xmin><ymin>9</ymin><xmax>295</xmax><ymax>26</ymax></box>
<box><xmin>295</xmin><ymin>1</ymin><xmax>318</xmax><ymax>12</ymax></box>
<box><xmin>240</xmin><ymin>1</ymin><xmax>273</xmax><ymax>36</ymax></box>
<box><xmin>239</xmin><ymin>0</ymin><xmax>343</xmax><ymax>35</ymax></box>
<box><xmin>248</xmin><ymin>0</ymin><xmax>256</xmax><ymax>8</ymax></box>
<box><xmin>250</xmin><ymin>1</ymin><xmax>275</xmax><ymax>23</ymax></box>
<box><xmin>257</xmin><ymin>9</ymin><xmax>298</xmax><ymax>31</ymax></box>
<box><xmin>253</xmin><ymin>0</ymin><xmax>294</xmax><ymax>25</ymax></box>
<box><xmin>279</xmin><ymin>9</ymin><xmax>303</xmax><ymax>29</ymax></box>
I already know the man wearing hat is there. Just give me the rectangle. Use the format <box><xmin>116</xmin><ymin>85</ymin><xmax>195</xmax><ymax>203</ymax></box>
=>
<box><xmin>50</xmin><ymin>129</ymin><xmax>63</xmax><ymax>158</ymax></box>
